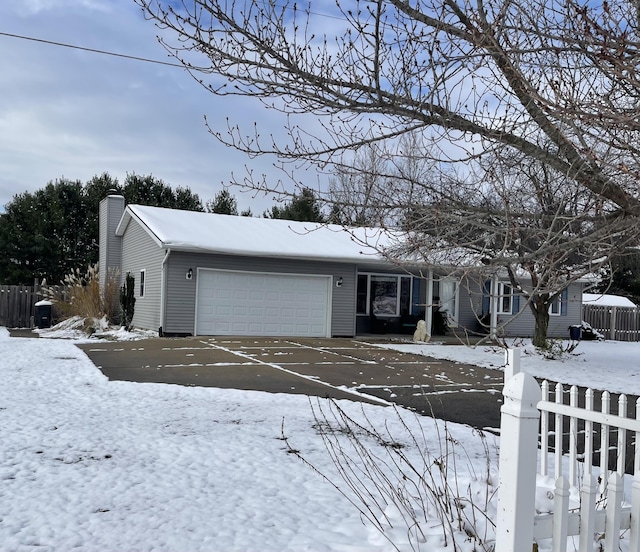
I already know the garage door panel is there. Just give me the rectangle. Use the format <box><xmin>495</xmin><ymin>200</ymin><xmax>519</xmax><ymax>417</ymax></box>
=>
<box><xmin>196</xmin><ymin>270</ymin><xmax>330</xmax><ymax>337</ymax></box>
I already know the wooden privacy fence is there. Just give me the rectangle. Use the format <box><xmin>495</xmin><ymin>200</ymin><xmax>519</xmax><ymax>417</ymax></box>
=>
<box><xmin>496</xmin><ymin>349</ymin><xmax>640</xmax><ymax>552</ymax></box>
<box><xmin>582</xmin><ymin>304</ymin><xmax>640</xmax><ymax>341</ymax></box>
<box><xmin>0</xmin><ymin>285</ymin><xmax>39</xmax><ymax>328</ymax></box>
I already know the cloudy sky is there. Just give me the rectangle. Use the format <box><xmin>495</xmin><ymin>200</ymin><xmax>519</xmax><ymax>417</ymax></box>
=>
<box><xmin>0</xmin><ymin>0</ymin><xmax>310</xmax><ymax>214</ymax></box>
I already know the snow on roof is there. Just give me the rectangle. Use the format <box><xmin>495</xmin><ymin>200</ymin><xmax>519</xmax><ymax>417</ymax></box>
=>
<box><xmin>583</xmin><ymin>293</ymin><xmax>637</xmax><ymax>308</ymax></box>
<box><xmin>117</xmin><ymin>205</ymin><xmax>396</xmax><ymax>264</ymax></box>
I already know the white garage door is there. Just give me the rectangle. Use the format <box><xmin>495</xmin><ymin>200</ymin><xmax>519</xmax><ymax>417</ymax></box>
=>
<box><xmin>195</xmin><ymin>269</ymin><xmax>331</xmax><ymax>337</ymax></box>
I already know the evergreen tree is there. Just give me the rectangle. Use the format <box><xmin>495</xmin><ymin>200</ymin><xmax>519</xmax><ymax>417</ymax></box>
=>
<box><xmin>206</xmin><ymin>189</ymin><xmax>238</xmax><ymax>215</ymax></box>
<box><xmin>121</xmin><ymin>173</ymin><xmax>204</xmax><ymax>211</ymax></box>
<box><xmin>0</xmin><ymin>179</ymin><xmax>88</xmax><ymax>285</ymax></box>
<box><xmin>119</xmin><ymin>272</ymin><xmax>136</xmax><ymax>330</ymax></box>
<box><xmin>0</xmin><ymin>173</ymin><xmax>205</xmax><ymax>285</ymax></box>
<box><xmin>595</xmin><ymin>251</ymin><xmax>640</xmax><ymax>306</ymax></box>
<box><xmin>264</xmin><ymin>188</ymin><xmax>325</xmax><ymax>222</ymax></box>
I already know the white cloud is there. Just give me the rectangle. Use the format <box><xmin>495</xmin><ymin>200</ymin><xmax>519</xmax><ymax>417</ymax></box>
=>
<box><xmin>0</xmin><ymin>1</ymin><xmax>292</xmax><ymax>213</ymax></box>
<box><xmin>11</xmin><ymin>0</ymin><xmax>111</xmax><ymax>16</ymax></box>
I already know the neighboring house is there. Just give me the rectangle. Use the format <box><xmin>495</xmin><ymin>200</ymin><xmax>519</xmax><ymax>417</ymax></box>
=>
<box><xmin>99</xmin><ymin>194</ymin><xmax>584</xmax><ymax>338</ymax></box>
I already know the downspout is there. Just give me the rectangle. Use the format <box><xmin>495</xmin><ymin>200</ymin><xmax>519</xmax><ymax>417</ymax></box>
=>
<box><xmin>160</xmin><ymin>248</ymin><xmax>171</xmax><ymax>336</ymax></box>
<box><xmin>424</xmin><ymin>269</ymin><xmax>434</xmax><ymax>341</ymax></box>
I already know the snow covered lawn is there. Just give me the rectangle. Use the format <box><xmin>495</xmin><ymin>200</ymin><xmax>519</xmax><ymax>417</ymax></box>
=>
<box><xmin>2</xmin><ymin>326</ymin><xmax>639</xmax><ymax>551</ymax></box>
<box><xmin>0</xmin><ymin>328</ymin><xmax>499</xmax><ymax>551</ymax></box>
<box><xmin>381</xmin><ymin>339</ymin><xmax>640</xmax><ymax>396</ymax></box>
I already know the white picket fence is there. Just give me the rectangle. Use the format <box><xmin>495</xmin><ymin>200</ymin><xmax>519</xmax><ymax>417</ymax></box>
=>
<box><xmin>496</xmin><ymin>349</ymin><xmax>640</xmax><ymax>552</ymax></box>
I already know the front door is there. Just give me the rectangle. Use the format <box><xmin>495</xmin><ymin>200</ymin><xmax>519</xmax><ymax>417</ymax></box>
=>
<box><xmin>439</xmin><ymin>278</ymin><xmax>459</xmax><ymax>327</ymax></box>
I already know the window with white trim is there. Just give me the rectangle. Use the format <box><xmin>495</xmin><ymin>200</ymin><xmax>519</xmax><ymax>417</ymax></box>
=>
<box><xmin>139</xmin><ymin>269</ymin><xmax>146</xmax><ymax>298</ymax></box>
<box><xmin>496</xmin><ymin>282</ymin><xmax>513</xmax><ymax>314</ymax></box>
<box><xmin>549</xmin><ymin>289</ymin><xmax>568</xmax><ymax>316</ymax></box>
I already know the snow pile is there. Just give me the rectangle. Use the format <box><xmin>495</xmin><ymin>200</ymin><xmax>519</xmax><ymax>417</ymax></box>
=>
<box><xmin>34</xmin><ymin>316</ymin><xmax>158</xmax><ymax>341</ymax></box>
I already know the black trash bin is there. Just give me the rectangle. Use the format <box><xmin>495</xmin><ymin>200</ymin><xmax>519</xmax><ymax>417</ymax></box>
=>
<box><xmin>35</xmin><ymin>300</ymin><xmax>53</xmax><ymax>329</ymax></box>
<box><xmin>569</xmin><ymin>325</ymin><xmax>581</xmax><ymax>341</ymax></box>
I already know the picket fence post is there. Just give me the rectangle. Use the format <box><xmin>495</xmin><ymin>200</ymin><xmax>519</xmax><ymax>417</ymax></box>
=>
<box><xmin>504</xmin><ymin>347</ymin><xmax>521</xmax><ymax>381</ymax></box>
<box><xmin>495</xmin><ymin>371</ymin><xmax>541</xmax><ymax>552</ymax></box>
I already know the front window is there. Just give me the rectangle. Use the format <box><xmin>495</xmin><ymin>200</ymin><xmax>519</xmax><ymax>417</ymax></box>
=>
<box><xmin>497</xmin><ymin>282</ymin><xmax>513</xmax><ymax>314</ymax></box>
<box><xmin>356</xmin><ymin>274</ymin><xmax>368</xmax><ymax>314</ymax></box>
<box><xmin>549</xmin><ymin>295</ymin><xmax>561</xmax><ymax>315</ymax></box>
<box><xmin>371</xmin><ymin>276</ymin><xmax>398</xmax><ymax>315</ymax></box>
<box><xmin>356</xmin><ymin>274</ymin><xmax>412</xmax><ymax>317</ymax></box>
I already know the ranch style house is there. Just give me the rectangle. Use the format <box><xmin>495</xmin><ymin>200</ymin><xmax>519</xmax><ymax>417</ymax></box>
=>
<box><xmin>99</xmin><ymin>194</ymin><xmax>584</xmax><ymax>339</ymax></box>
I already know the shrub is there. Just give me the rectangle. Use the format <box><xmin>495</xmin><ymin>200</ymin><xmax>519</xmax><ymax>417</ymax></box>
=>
<box><xmin>42</xmin><ymin>263</ymin><xmax>120</xmax><ymax>326</ymax></box>
<box><xmin>120</xmin><ymin>272</ymin><xmax>136</xmax><ymax>331</ymax></box>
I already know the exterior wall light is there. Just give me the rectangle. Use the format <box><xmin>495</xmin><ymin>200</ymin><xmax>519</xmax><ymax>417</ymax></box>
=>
<box><xmin>336</xmin><ymin>276</ymin><xmax>343</xmax><ymax>288</ymax></box>
<box><xmin>186</xmin><ymin>268</ymin><xmax>193</xmax><ymax>280</ymax></box>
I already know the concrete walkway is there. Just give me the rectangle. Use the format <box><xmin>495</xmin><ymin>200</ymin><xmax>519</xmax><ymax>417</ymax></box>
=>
<box><xmin>76</xmin><ymin>336</ymin><xmax>505</xmax><ymax>431</ymax></box>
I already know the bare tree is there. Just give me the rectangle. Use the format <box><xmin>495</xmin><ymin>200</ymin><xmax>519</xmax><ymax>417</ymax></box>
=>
<box><xmin>328</xmin><ymin>133</ymin><xmax>435</xmax><ymax>227</ymax></box>
<box><xmin>135</xmin><ymin>0</ymin><xmax>640</xmax><ymax>207</ymax></box>
<box><xmin>326</xmin><ymin>136</ymin><xmax>625</xmax><ymax>346</ymax></box>
<box><xmin>328</xmin><ymin>143</ymin><xmax>395</xmax><ymax>227</ymax></box>
<box><xmin>399</xmin><ymin>145</ymin><xmax>633</xmax><ymax>346</ymax></box>
<box><xmin>135</xmin><ymin>0</ymin><xmax>640</xmax><ymax>345</ymax></box>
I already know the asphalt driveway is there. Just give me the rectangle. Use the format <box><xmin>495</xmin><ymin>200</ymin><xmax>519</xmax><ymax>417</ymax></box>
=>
<box><xmin>77</xmin><ymin>336</ymin><xmax>505</xmax><ymax>430</ymax></box>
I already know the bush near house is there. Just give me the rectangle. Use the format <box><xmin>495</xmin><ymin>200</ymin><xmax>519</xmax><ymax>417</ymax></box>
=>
<box><xmin>42</xmin><ymin>263</ymin><xmax>120</xmax><ymax>332</ymax></box>
<box><xmin>119</xmin><ymin>273</ymin><xmax>136</xmax><ymax>332</ymax></box>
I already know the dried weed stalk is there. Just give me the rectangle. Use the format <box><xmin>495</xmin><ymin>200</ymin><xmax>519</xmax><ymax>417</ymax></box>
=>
<box><xmin>282</xmin><ymin>399</ymin><xmax>498</xmax><ymax>551</ymax></box>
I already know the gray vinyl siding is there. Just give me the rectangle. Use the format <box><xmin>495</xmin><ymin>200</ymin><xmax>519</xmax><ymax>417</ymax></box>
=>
<box><xmin>491</xmin><ymin>281</ymin><xmax>583</xmax><ymax>338</ymax></box>
<box><xmin>120</xmin><ymin>221</ymin><xmax>164</xmax><ymax>331</ymax></box>
<box><xmin>98</xmin><ymin>196</ymin><xmax>124</xmax><ymax>292</ymax></box>
<box><xmin>456</xmin><ymin>278</ymin><xmax>485</xmax><ymax>333</ymax></box>
<box><xmin>163</xmin><ymin>252</ymin><xmax>357</xmax><ymax>336</ymax></box>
